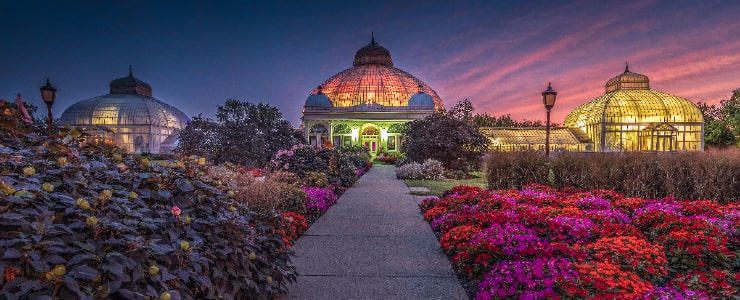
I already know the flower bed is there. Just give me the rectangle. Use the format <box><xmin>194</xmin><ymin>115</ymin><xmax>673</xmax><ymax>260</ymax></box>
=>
<box><xmin>420</xmin><ymin>184</ymin><xmax>739</xmax><ymax>299</ymax></box>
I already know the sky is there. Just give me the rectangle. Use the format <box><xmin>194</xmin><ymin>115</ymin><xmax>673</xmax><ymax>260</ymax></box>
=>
<box><xmin>2</xmin><ymin>0</ymin><xmax>740</xmax><ymax>126</ymax></box>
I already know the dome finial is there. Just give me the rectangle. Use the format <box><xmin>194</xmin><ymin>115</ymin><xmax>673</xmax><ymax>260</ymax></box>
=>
<box><xmin>317</xmin><ymin>85</ymin><xmax>323</xmax><ymax>94</ymax></box>
<box><xmin>418</xmin><ymin>82</ymin><xmax>424</xmax><ymax>93</ymax></box>
<box><xmin>129</xmin><ymin>65</ymin><xmax>133</xmax><ymax>77</ymax></box>
<box><xmin>371</xmin><ymin>31</ymin><xmax>376</xmax><ymax>45</ymax></box>
<box><xmin>625</xmin><ymin>61</ymin><xmax>629</xmax><ymax>72</ymax></box>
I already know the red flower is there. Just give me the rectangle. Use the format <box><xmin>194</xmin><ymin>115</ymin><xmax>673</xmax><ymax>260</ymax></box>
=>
<box><xmin>171</xmin><ymin>205</ymin><xmax>181</xmax><ymax>216</ymax></box>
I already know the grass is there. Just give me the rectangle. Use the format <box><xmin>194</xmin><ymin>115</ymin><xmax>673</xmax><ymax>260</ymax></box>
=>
<box><xmin>405</xmin><ymin>172</ymin><xmax>487</xmax><ymax>196</ymax></box>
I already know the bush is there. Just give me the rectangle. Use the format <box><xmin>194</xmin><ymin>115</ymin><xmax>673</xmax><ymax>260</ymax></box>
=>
<box><xmin>396</xmin><ymin>159</ymin><xmax>446</xmax><ymax>180</ymax></box>
<box><xmin>486</xmin><ymin>150</ymin><xmax>740</xmax><ymax>203</ymax></box>
<box><xmin>301</xmin><ymin>187</ymin><xmax>338</xmax><ymax>214</ymax></box>
<box><xmin>396</xmin><ymin>162</ymin><xmax>425</xmax><ymax>179</ymax></box>
<box><xmin>0</xmin><ymin>101</ymin><xmax>295</xmax><ymax>299</ymax></box>
<box><xmin>207</xmin><ymin>165</ymin><xmax>307</xmax><ymax>214</ymax></box>
<box><xmin>269</xmin><ymin>144</ymin><xmax>358</xmax><ymax>191</ymax></box>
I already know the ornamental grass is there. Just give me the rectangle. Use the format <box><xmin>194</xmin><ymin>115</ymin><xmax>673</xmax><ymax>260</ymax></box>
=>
<box><xmin>421</xmin><ymin>184</ymin><xmax>739</xmax><ymax>299</ymax></box>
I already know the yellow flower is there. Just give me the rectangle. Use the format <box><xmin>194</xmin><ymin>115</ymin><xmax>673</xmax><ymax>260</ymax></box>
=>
<box><xmin>180</xmin><ymin>241</ymin><xmax>190</xmax><ymax>251</ymax></box>
<box><xmin>113</xmin><ymin>153</ymin><xmax>123</xmax><ymax>162</ymax></box>
<box><xmin>266</xmin><ymin>276</ymin><xmax>273</xmax><ymax>284</ymax></box>
<box><xmin>76</xmin><ymin>198</ymin><xmax>90</xmax><ymax>210</ymax></box>
<box><xmin>23</xmin><ymin>166</ymin><xmax>35</xmax><ymax>176</ymax></box>
<box><xmin>57</xmin><ymin>157</ymin><xmax>68</xmax><ymax>166</ymax></box>
<box><xmin>141</xmin><ymin>158</ymin><xmax>151</xmax><ymax>167</ymax></box>
<box><xmin>148</xmin><ymin>265</ymin><xmax>160</xmax><ymax>276</ymax></box>
<box><xmin>248</xmin><ymin>252</ymin><xmax>256</xmax><ymax>260</ymax></box>
<box><xmin>51</xmin><ymin>264</ymin><xmax>66</xmax><ymax>276</ymax></box>
<box><xmin>197</xmin><ymin>157</ymin><xmax>206</xmax><ymax>165</ymax></box>
<box><xmin>42</xmin><ymin>183</ymin><xmax>55</xmax><ymax>193</ymax></box>
<box><xmin>0</xmin><ymin>180</ymin><xmax>16</xmax><ymax>195</ymax></box>
<box><xmin>128</xmin><ymin>191</ymin><xmax>138</xmax><ymax>199</ymax></box>
<box><xmin>86</xmin><ymin>216</ymin><xmax>98</xmax><ymax>227</ymax></box>
<box><xmin>160</xmin><ymin>292</ymin><xmax>171</xmax><ymax>300</ymax></box>
<box><xmin>100</xmin><ymin>189</ymin><xmax>113</xmax><ymax>200</ymax></box>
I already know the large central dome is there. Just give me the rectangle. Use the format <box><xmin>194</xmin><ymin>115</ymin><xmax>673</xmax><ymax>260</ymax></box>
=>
<box><xmin>310</xmin><ymin>36</ymin><xmax>444</xmax><ymax>109</ymax></box>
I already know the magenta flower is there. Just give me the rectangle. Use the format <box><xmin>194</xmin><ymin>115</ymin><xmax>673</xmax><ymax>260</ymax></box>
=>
<box><xmin>172</xmin><ymin>205</ymin><xmax>181</xmax><ymax>216</ymax></box>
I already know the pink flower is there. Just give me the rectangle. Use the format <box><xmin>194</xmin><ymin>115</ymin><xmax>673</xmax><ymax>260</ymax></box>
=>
<box><xmin>172</xmin><ymin>206</ymin><xmax>181</xmax><ymax>216</ymax></box>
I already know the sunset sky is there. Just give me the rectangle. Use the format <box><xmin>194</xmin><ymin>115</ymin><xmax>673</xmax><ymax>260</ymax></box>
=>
<box><xmin>2</xmin><ymin>0</ymin><xmax>739</xmax><ymax>126</ymax></box>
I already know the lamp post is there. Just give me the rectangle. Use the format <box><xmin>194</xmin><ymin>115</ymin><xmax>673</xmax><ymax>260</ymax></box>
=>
<box><xmin>40</xmin><ymin>79</ymin><xmax>57</xmax><ymax>136</ymax></box>
<box><xmin>542</xmin><ymin>82</ymin><xmax>557</xmax><ymax>156</ymax></box>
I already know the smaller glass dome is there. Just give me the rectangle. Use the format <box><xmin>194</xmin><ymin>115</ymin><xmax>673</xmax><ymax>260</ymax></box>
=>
<box><xmin>304</xmin><ymin>86</ymin><xmax>332</xmax><ymax>107</ymax></box>
<box><xmin>408</xmin><ymin>90</ymin><xmax>435</xmax><ymax>107</ymax></box>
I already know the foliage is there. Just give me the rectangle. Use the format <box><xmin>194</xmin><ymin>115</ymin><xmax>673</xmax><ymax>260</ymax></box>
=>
<box><xmin>176</xmin><ymin>99</ymin><xmax>304</xmax><ymax>168</ymax></box>
<box><xmin>419</xmin><ymin>185</ymin><xmax>738</xmax><ymax>299</ymax></box>
<box><xmin>402</xmin><ymin>99</ymin><xmax>489</xmax><ymax>171</ymax></box>
<box><xmin>336</xmin><ymin>145</ymin><xmax>371</xmax><ymax>171</ymax></box>
<box><xmin>486</xmin><ymin>150</ymin><xmax>740</xmax><ymax>203</ymax></box>
<box><xmin>268</xmin><ymin>144</ymin><xmax>358</xmax><ymax>191</ymax></box>
<box><xmin>395</xmin><ymin>159</ymin><xmax>445</xmax><ymax>180</ymax></box>
<box><xmin>0</xmin><ymin>103</ymin><xmax>296</xmax><ymax>299</ymax></box>
<box><xmin>697</xmin><ymin>88</ymin><xmax>740</xmax><ymax>147</ymax></box>
<box><xmin>472</xmin><ymin>112</ymin><xmax>560</xmax><ymax>128</ymax></box>
<box><xmin>206</xmin><ymin>165</ymin><xmax>307</xmax><ymax>214</ymax></box>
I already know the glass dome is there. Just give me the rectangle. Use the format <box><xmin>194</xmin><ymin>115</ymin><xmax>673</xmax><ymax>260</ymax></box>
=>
<box><xmin>59</xmin><ymin>70</ymin><xmax>189</xmax><ymax>154</ymax></box>
<box><xmin>309</xmin><ymin>37</ymin><xmax>444</xmax><ymax>109</ymax></box>
<box><xmin>564</xmin><ymin>66</ymin><xmax>703</xmax><ymax>151</ymax></box>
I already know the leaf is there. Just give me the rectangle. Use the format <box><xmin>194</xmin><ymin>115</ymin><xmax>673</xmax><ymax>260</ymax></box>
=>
<box><xmin>176</xmin><ymin>179</ymin><xmax>195</xmax><ymax>192</ymax></box>
<box><xmin>158</xmin><ymin>190</ymin><xmax>172</xmax><ymax>199</ymax></box>
<box><xmin>29</xmin><ymin>260</ymin><xmax>48</xmax><ymax>272</ymax></box>
<box><xmin>0</xmin><ymin>213</ymin><xmax>28</xmax><ymax>226</ymax></box>
<box><xmin>2</xmin><ymin>248</ymin><xmax>22</xmax><ymax>259</ymax></box>
<box><xmin>102</xmin><ymin>261</ymin><xmax>124</xmax><ymax>278</ymax></box>
<box><xmin>69</xmin><ymin>264</ymin><xmax>100</xmax><ymax>281</ymax></box>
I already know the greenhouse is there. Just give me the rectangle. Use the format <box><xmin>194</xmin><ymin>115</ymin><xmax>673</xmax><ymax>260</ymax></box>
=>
<box><xmin>563</xmin><ymin>65</ymin><xmax>704</xmax><ymax>151</ymax></box>
<box><xmin>302</xmin><ymin>36</ymin><xmax>443</xmax><ymax>155</ymax></box>
<box><xmin>59</xmin><ymin>68</ymin><xmax>189</xmax><ymax>154</ymax></box>
<box><xmin>481</xmin><ymin>127</ymin><xmax>593</xmax><ymax>152</ymax></box>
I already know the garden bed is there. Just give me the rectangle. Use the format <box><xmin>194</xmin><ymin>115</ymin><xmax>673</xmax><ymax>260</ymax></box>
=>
<box><xmin>420</xmin><ymin>184</ymin><xmax>738</xmax><ymax>299</ymax></box>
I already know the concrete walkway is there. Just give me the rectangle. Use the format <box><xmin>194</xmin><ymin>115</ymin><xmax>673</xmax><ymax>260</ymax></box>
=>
<box><xmin>278</xmin><ymin>164</ymin><xmax>467</xmax><ymax>300</ymax></box>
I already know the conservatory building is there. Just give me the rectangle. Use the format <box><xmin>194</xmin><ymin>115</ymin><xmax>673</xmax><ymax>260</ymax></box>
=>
<box><xmin>59</xmin><ymin>69</ymin><xmax>189</xmax><ymax>154</ymax></box>
<box><xmin>301</xmin><ymin>36</ymin><xmax>443</xmax><ymax>155</ymax></box>
<box><xmin>563</xmin><ymin>65</ymin><xmax>704</xmax><ymax>151</ymax></box>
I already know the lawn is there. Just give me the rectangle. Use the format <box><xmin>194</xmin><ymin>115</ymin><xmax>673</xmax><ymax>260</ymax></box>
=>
<box><xmin>405</xmin><ymin>173</ymin><xmax>487</xmax><ymax>196</ymax></box>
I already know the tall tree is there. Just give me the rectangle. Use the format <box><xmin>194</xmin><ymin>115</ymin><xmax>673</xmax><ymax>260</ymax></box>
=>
<box><xmin>402</xmin><ymin>100</ymin><xmax>489</xmax><ymax>171</ymax></box>
<box><xmin>698</xmin><ymin>89</ymin><xmax>740</xmax><ymax>147</ymax></box>
<box><xmin>176</xmin><ymin>99</ymin><xmax>304</xmax><ymax>167</ymax></box>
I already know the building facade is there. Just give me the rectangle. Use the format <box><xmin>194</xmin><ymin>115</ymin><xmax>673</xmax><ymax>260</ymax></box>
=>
<box><xmin>302</xmin><ymin>37</ymin><xmax>443</xmax><ymax>155</ymax></box>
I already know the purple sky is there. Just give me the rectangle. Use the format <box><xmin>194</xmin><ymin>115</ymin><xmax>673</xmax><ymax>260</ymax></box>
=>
<box><xmin>2</xmin><ymin>0</ymin><xmax>739</xmax><ymax>126</ymax></box>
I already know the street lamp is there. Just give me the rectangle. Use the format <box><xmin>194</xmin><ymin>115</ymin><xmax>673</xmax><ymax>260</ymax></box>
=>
<box><xmin>542</xmin><ymin>82</ymin><xmax>557</xmax><ymax>156</ymax></box>
<box><xmin>40</xmin><ymin>79</ymin><xmax>57</xmax><ymax>136</ymax></box>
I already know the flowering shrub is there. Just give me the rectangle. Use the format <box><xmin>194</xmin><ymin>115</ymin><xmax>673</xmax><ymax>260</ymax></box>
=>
<box><xmin>278</xmin><ymin>212</ymin><xmax>309</xmax><ymax>248</ymax></box>
<box><xmin>270</xmin><ymin>144</ymin><xmax>358</xmax><ymax>191</ymax></box>
<box><xmin>301</xmin><ymin>187</ymin><xmax>338</xmax><ymax>214</ymax></box>
<box><xmin>0</xmin><ymin>103</ymin><xmax>295</xmax><ymax>299</ymax></box>
<box><xmin>419</xmin><ymin>184</ymin><xmax>739</xmax><ymax>299</ymax></box>
<box><xmin>396</xmin><ymin>158</ymin><xmax>446</xmax><ymax>180</ymax></box>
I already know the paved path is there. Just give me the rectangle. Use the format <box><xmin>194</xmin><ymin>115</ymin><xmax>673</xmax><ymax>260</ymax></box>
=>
<box><xmin>278</xmin><ymin>164</ymin><xmax>467</xmax><ymax>300</ymax></box>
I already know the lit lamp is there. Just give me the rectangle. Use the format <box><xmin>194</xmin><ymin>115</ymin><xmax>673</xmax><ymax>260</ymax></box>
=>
<box><xmin>542</xmin><ymin>82</ymin><xmax>557</xmax><ymax>156</ymax></box>
<box><xmin>40</xmin><ymin>79</ymin><xmax>57</xmax><ymax>136</ymax></box>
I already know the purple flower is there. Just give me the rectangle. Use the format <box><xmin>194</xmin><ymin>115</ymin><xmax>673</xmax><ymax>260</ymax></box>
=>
<box><xmin>302</xmin><ymin>187</ymin><xmax>338</xmax><ymax>213</ymax></box>
<box><xmin>476</xmin><ymin>257</ymin><xmax>576</xmax><ymax>300</ymax></box>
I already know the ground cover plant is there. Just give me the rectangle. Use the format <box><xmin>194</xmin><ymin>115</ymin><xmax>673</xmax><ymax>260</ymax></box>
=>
<box><xmin>420</xmin><ymin>184</ymin><xmax>739</xmax><ymax>299</ymax></box>
<box><xmin>0</xmin><ymin>101</ymin><xmax>297</xmax><ymax>299</ymax></box>
<box><xmin>486</xmin><ymin>150</ymin><xmax>740</xmax><ymax>203</ymax></box>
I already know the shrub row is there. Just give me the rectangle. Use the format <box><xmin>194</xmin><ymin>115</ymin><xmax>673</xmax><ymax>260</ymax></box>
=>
<box><xmin>486</xmin><ymin>150</ymin><xmax>740</xmax><ymax>203</ymax></box>
<box><xmin>396</xmin><ymin>159</ymin><xmax>445</xmax><ymax>180</ymax></box>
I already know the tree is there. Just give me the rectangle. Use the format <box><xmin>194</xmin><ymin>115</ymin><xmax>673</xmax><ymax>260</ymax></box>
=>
<box><xmin>176</xmin><ymin>99</ymin><xmax>304</xmax><ymax>167</ymax></box>
<box><xmin>402</xmin><ymin>100</ymin><xmax>489</xmax><ymax>171</ymax></box>
<box><xmin>472</xmin><ymin>112</ymin><xmax>559</xmax><ymax>128</ymax></box>
<box><xmin>698</xmin><ymin>89</ymin><xmax>740</xmax><ymax>147</ymax></box>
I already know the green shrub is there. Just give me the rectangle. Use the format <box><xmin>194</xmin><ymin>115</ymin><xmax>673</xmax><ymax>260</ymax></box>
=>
<box><xmin>0</xmin><ymin>102</ymin><xmax>296</xmax><ymax>299</ymax></box>
<box><xmin>486</xmin><ymin>150</ymin><xmax>549</xmax><ymax>189</ymax></box>
<box><xmin>301</xmin><ymin>171</ymin><xmax>329</xmax><ymax>188</ymax></box>
<box><xmin>396</xmin><ymin>159</ymin><xmax>446</xmax><ymax>180</ymax></box>
<box><xmin>269</xmin><ymin>145</ymin><xmax>358</xmax><ymax>191</ymax></box>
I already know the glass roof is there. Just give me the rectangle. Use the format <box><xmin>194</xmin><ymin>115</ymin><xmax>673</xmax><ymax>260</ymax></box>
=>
<box><xmin>307</xmin><ymin>37</ymin><xmax>444</xmax><ymax>110</ymax></box>
<box><xmin>563</xmin><ymin>89</ymin><xmax>703</xmax><ymax>127</ymax></box>
<box><xmin>59</xmin><ymin>93</ymin><xmax>189</xmax><ymax>129</ymax></box>
<box><xmin>481</xmin><ymin>127</ymin><xmax>592</xmax><ymax>145</ymax></box>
